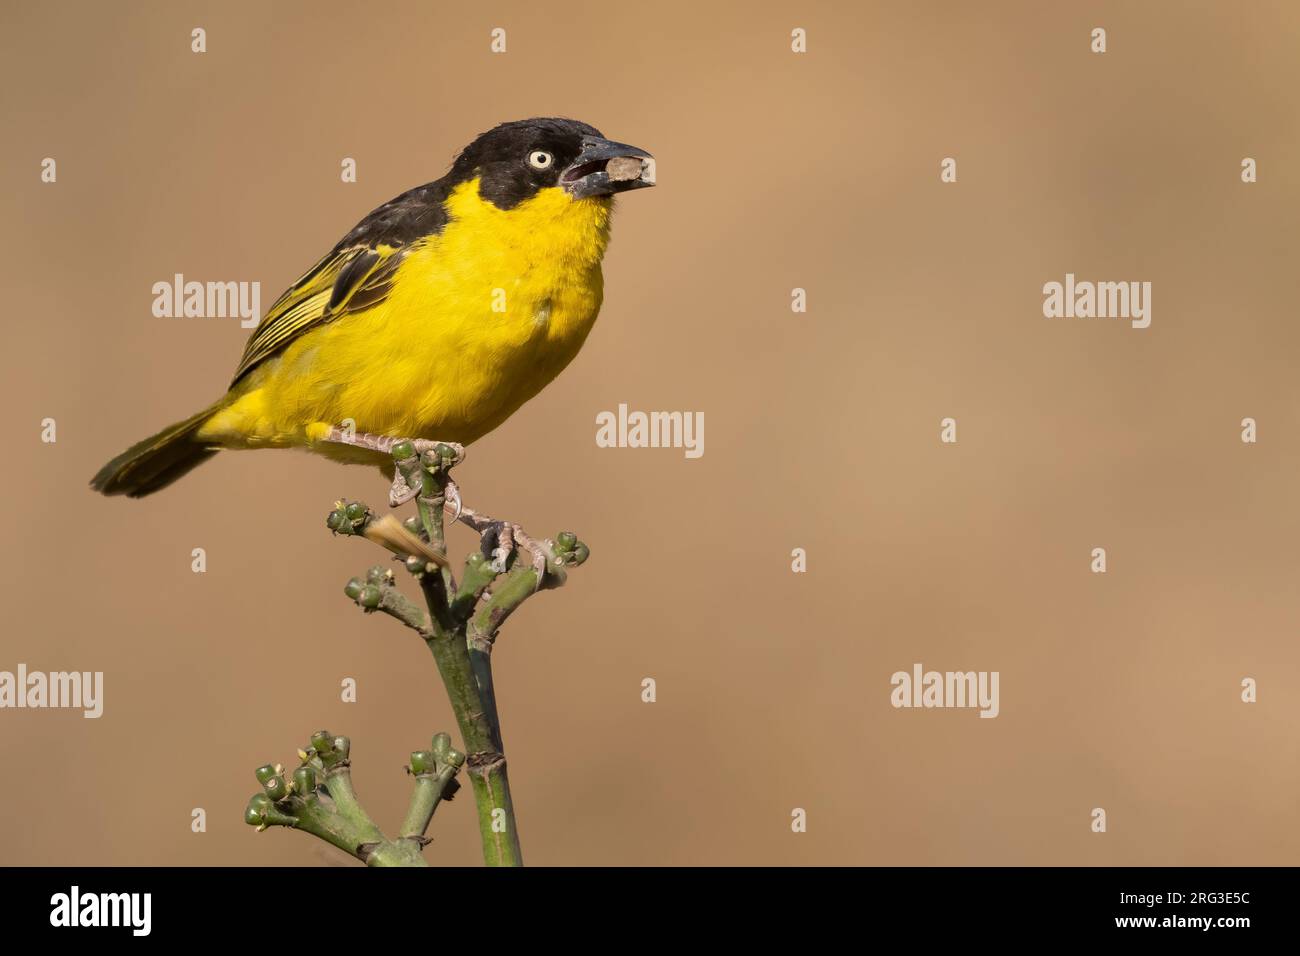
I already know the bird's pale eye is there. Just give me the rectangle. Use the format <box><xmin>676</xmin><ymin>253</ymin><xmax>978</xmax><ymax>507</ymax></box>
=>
<box><xmin>528</xmin><ymin>150</ymin><xmax>554</xmax><ymax>170</ymax></box>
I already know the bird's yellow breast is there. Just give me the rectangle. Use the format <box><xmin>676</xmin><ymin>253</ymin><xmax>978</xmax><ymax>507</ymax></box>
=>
<box><xmin>204</xmin><ymin>180</ymin><xmax>612</xmax><ymax>457</ymax></box>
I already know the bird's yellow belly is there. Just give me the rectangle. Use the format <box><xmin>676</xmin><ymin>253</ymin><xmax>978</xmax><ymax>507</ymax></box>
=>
<box><xmin>200</xmin><ymin>185</ymin><xmax>611</xmax><ymax>460</ymax></box>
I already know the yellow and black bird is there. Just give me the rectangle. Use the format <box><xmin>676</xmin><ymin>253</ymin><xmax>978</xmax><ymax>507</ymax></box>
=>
<box><xmin>92</xmin><ymin>118</ymin><xmax>655</xmax><ymax>497</ymax></box>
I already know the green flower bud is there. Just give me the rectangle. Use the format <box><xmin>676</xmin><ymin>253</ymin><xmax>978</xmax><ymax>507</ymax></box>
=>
<box><xmin>409</xmin><ymin>750</ymin><xmax>434</xmax><ymax>775</ymax></box>
<box><xmin>326</xmin><ymin>510</ymin><xmax>347</xmax><ymax>532</ymax></box>
<box><xmin>254</xmin><ymin>764</ymin><xmax>278</xmax><ymax>786</ymax></box>
<box><xmin>344</xmin><ymin>577</ymin><xmax>364</xmax><ymax>599</ymax></box>
<box><xmin>391</xmin><ymin>440</ymin><xmax>415</xmax><ymax>461</ymax></box>
<box><xmin>310</xmin><ymin>731</ymin><xmax>334</xmax><ymax>755</ymax></box>
<box><xmin>345</xmin><ymin>501</ymin><xmax>368</xmax><ymax>521</ymax></box>
<box><xmin>358</xmin><ymin>585</ymin><xmax>382</xmax><ymax>609</ymax></box>
<box><xmin>404</xmin><ymin>516</ymin><xmax>422</xmax><ymax>533</ymax></box>
<box><xmin>244</xmin><ymin>793</ymin><xmax>272</xmax><ymax>826</ymax></box>
<box><xmin>570</xmin><ymin>542</ymin><xmax>590</xmax><ymax>566</ymax></box>
<box><xmin>405</xmin><ymin>555</ymin><xmax>427</xmax><ymax>575</ymax></box>
<box><xmin>262</xmin><ymin>774</ymin><xmax>289</xmax><ymax>802</ymax></box>
<box><xmin>293</xmin><ymin>766</ymin><xmax>317</xmax><ymax>795</ymax></box>
<box><xmin>332</xmin><ymin>736</ymin><xmax>351</xmax><ymax>760</ymax></box>
<box><xmin>437</xmin><ymin>443</ymin><xmax>458</xmax><ymax>461</ymax></box>
<box><xmin>430</xmin><ymin>732</ymin><xmax>452</xmax><ymax>759</ymax></box>
<box><xmin>365</xmin><ymin>565</ymin><xmax>387</xmax><ymax>585</ymax></box>
<box><xmin>555</xmin><ymin>531</ymin><xmax>578</xmax><ymax>552</ymax></box>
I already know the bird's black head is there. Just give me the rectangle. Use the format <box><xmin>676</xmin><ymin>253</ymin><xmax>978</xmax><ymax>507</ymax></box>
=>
<box><xmin>449</xmin><ymin>117</ymin><xmax>655</xmax><ymax>210</ymax></box>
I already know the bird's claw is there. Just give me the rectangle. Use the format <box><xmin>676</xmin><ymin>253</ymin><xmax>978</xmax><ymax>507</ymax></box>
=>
<box><xmin>524</xmin><ymin>535</ymin><xmax>549</xmax><ymax>581</ymax></box>
<box><xmin>445</xmin><ymin>478</ymin><xmax>463</xmax><ymax>523</ymax></box>
<box><xmin>490</xmin><ymin>523</ymin><xmax>514</xmax><ymax>573</ymax></box>
<box><xmin>389</xmin><ymin>470</ymin><xmax>420</xmax><ymax>508</ymax></box>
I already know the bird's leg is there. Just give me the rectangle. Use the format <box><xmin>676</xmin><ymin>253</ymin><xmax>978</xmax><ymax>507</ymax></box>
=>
<box><xmin>320</xmin><ymin>426</ymin><xmax>415</xmax><ymax>457</ymax></box>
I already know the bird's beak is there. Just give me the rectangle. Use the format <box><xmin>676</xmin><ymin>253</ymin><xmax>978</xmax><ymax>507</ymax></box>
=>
<box><xmin>560</xmin><ymin>135</ymin><xmax>656</xmax><ymax>199</ymax></box>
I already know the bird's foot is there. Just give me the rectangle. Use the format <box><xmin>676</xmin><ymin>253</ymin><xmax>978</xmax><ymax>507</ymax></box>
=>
<box><xmin>386</xmin><ymin>441</ymin><xmax>465</xmax><ymax>509</ymax></box>
<box><xmin>395</xmin><ymin>471</ymin><xmax>461</xmax><ymax>520</ymax></box>
<box><xmin>481</xmin><ymin>520</ymin><xmax>548</xmax><ymax>580</ymax></box>
<box><xmin>318</xmin><ymin>427</ymin><xmax>464</xmax><ymax>509</ymax></box>
<box><xmin>491</xmin><ymin>522</ymin><xmax>514</xmax><ymax>573</ymax></box>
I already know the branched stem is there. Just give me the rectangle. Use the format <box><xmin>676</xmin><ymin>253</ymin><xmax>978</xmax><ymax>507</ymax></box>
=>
<box><xmin>243</xmin><ymin>730</ymin><xmax>463</xmax><ymax>867</ymax></box>
<box><xmin>255</xmin><ymin>435</ymin><xmax>591</xmax><ymax>867</ymax></box>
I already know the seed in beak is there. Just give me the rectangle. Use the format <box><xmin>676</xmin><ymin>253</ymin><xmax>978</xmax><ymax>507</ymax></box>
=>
<box><xmin>606</xmin><ymin>156</ymin><xmax>647</xmax><ymax>182</ymax></box>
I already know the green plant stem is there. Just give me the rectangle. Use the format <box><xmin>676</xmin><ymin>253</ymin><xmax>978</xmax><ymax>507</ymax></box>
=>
<box><xmin>415</xmin><ymin>455</ymin><xmax>458</xmax><ymax>602</ymax></box>
<box><xmin>292</xmin><ymin>800</ymin><xmax>384</xmax><ymax>860</ymax></box>
<box><xmin>378</xmin><ymin>588</ymin><xmax>433</xmax><ymax>636</ymax></box>
<box><xmin>399</xmin><ymin>766</ymin><xmax>455</xmax><ymax>839</ymax></box>
<box><xmin>415</xmin><ymin>565</ymin><xmax>519</xmax><ymax>865</ymax></box>
<box><xmin>466</xmin><ymin>754</ymin><xmax>522</xmax><ymax>868</ymax></box>
<box><xmin>467</xmin><ymin>643</ymin><xmax>503</xmax><ymax>751</ymax></box>
<box><xmin>321</xmin><ymin>766</ymin><xmax>367</xmax><ymax>821</ymax></box>
<box><xmin>420</xmin><ymin>619</ymin><xmax>520</xmax><ymax>864</ymax></box>
<box><xmin>364</xmin><ymin>840</ymin><xmax>429</xmax><ymax>867</ymax></box>
<box><xmin>398</xmin><ymin>458</ymin><xmax>524</xmax><ymax>865</ymax></box>
<box><xmin>471</xmin><ymin>563</ymin><xmax>545</xmax><ymax>643</ymax></box>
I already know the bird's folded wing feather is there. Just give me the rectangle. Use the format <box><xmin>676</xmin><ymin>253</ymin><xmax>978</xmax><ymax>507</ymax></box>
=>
<box><xmin>229</xmin><ymin>241</ymin><xmax>408</xmax><ymax>385</ymax></box>
<box><xmin>229</xmin><ymin>181</ymin><xmax>452</xmax><ymax>386</ymax></box>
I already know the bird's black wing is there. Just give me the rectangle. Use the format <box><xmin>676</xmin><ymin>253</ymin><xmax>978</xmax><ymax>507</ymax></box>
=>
<box><xmin>230</xmin><ymin>182</ymin><xmax>452</xmax><ymax>386</ymax></box>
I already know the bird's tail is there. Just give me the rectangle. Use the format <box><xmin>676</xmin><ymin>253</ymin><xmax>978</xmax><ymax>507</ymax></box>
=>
<box><xmin>90</xmin><ymin>400</ymin><xmax>227</xmax><ymax>498</ymax></box>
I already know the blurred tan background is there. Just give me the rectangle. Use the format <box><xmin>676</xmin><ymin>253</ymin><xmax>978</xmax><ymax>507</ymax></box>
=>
<box><xmin>2</xmin><ymin>0</ymin><xmax>1298</xmax><ymax>865</ymax></box>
